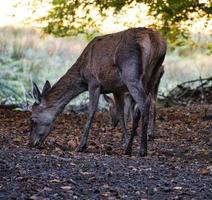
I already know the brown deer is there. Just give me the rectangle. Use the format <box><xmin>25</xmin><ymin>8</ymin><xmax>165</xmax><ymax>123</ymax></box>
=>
<box><xmin>29</xmin><ymin>27</ymin><xmax>166</xmax><ymax>156</ymax></box>
<box><xmin>104</xmin><ymin>65</ymin><xmax>164</xmax><ymax>142</ymax></box>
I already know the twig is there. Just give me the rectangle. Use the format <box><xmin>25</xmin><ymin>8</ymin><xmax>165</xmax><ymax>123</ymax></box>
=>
<box><xmin>199</xmin><ymin>76</ymin><xmax>207</xmax><ymax>104</ymax></box>
<box><xmin>50</xmin><ymin>154</ymin><xmax>74</xmax><ymax>162</ymax></box>
<box><xmin>0</xmin><ymin>103</ymin><xmax>31</xmax><ymax>111</ymax></box>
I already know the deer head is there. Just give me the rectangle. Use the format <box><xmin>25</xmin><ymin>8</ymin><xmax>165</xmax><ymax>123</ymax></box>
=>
<box><xmin>29</xmin><ymin>80</ymin><xmax>53</xmax><ymax>147</ymax></box>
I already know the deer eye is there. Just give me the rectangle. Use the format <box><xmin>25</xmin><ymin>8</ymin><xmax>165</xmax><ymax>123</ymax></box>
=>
<box><xmin>30</xmin><ymin>118</ymin><xmax>37</xmax><ymax>125</ymax></box>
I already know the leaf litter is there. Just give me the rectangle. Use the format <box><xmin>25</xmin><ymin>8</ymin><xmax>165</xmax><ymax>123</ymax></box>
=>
<box><xmin>0</xmin><ymin>105</ymin><xmax>211</xmax><ymax>199</ymax></box>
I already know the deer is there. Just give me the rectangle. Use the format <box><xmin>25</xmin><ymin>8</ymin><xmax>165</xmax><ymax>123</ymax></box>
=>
<box><xmin>103</xmin><ymin>93</ymin><xmax>133</xmax><ymax>128</ymax></box>
<box><xmin>104</xmin><ymin>65</ymin><xmax>164</xmax><ymax>142</ymax></box>
<box><xmin>29</xmin><ymin>27</ymin><xmax>167</xmax><ymax>156</ymax></box>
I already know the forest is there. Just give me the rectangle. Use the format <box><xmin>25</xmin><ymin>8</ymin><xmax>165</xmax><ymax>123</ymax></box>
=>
<box><xmin>0</xmin><ymin>0</ymin><xmax>211</xmax><ymax>199</ymax></box>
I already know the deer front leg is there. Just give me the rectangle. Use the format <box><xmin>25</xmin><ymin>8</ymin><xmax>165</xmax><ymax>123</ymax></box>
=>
<box><xmin>113</xmin><ymin>92</ymin><xmax>128</xmax><ymax>144</ymax></box>
<box><xmin>75</xmin><ymin>83</ymin><xmax>101</xmax><ymax>152</ymax></box>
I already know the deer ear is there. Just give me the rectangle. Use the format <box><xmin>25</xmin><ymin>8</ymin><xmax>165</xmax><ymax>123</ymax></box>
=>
<box><xmin>32</xmin><ymin>82</ymin><xmax>41</xmax><ymax>104</ymax></box>
<box><xmin>103</xmin><ymin>94</ymin><xmax>113</xmax><ymax>104</ymax></box>
<box><xmin>42</xmin><ymin>80</ymin><xmax>51</xmax><ymax>96</ymax></box>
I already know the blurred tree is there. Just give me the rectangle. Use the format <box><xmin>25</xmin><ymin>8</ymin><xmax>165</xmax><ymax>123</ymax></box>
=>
<box><xmin>40</xmin><ymin>0</ymin><xmax>211</xmax><ymax>44</ymax></box>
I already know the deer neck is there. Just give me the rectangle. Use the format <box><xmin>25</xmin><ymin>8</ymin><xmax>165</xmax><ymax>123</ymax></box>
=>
<box><xmin>44</xmin><ymin>64</ymin><xmax>86</xmax><ymax>115</ymax></box>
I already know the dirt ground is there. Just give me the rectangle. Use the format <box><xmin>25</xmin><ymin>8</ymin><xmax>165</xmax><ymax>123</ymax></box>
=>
<box><xmin>0</xmin><ymin>105</ymin><xmax>211</xmax><ymax>200</ymax></box>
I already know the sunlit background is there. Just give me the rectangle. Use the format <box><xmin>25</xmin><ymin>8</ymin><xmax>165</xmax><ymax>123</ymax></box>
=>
<box><xmin>0</xmin><ymin>0</ymin><xmax>211</xmax><ymax>104</ymax></box>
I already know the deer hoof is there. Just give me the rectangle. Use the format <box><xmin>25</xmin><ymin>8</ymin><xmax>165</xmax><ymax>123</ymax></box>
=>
<box><xmin>139</xmin><ymin>149</ymin><xmax>147</xmax><ymax>157</ymax></box>
<box><xmin>148</xmin><ymin>135</ymin><xmax>155</xmax><ymax>141</ymax></box>
<box><xmin>75</xmin><ymin>145</ymin><xmax>87</xmax><ymax>152</ymax></box>
<box><xmin>124</xmin><ymin>147</ymin><xmax>132</xmax><ymax>155</ymax></box>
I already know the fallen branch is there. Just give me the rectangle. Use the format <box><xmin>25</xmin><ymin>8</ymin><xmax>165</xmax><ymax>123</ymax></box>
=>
<box><xmin>160</xmin><ymin>76</ymin><xmax>212</xmax><ymax>106</ymax></box>
<box><xmin>0</xmin><ymin>103</ymin><xmax>31</xmax><ymax>111</ymax></box>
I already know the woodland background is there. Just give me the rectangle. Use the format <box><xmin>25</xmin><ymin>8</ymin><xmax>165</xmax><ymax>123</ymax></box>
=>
<box><xmin>0</xmin><ymin>1</ymin><xmax>211</xmax><ymax>199</ymax></box>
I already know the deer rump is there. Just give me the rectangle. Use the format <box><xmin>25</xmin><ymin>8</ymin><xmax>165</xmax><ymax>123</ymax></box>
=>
<box><xmin>30</xmin><ymin>27</ymin><xmax>167</xmax><ymax>157</ymax></box>
<box><xmin>79</xmin><ymin>28</ymin><xmax>165</xmax><ymax>93</ymax></box>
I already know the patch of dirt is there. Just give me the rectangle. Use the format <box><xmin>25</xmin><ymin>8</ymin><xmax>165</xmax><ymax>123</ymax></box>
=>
<box><xmin>0</xmin><ymin>105</ymin><xmax>211</xmax><ymax>199</ymax></box>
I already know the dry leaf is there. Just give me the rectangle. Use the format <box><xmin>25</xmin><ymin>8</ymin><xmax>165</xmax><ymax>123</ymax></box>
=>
<box><xmin>61</xmin><ymin>186</ymin><xmax>72</xmax><ymax>190</ymax></box>
<box><xmin>198</xmin><ymin>168</ymin><xmax>209</xmax><ymax>176</ymax></box>
<box><xmin>50</xmin><ymin>179</ymin><xmax>61</xmax><ymax>183</ymax></box>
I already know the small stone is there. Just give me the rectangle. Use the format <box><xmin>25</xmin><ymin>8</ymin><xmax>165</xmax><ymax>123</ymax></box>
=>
<box><xmin>43</xmin><ymin>187</ymin><xmax>52</xmax><ymax>192</ymax></box>
<box><xmin>101</xmin><ymin>191</ymin><xmax>110</xmax><ymax>197</ymax></box>
<box><xmin>164</xmin><ymin>187</ymin><xmax>171</xmax><ymax>192</ymax></box>
<box><xmin>174</xmin><ymin>186</ymin><xmax>182</xmax><ymax>190</ymax></box>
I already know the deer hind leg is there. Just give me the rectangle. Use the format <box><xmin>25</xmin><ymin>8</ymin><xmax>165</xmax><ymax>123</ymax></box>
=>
<box><xmin>148</xmin><ymin>98</ymin><xmax>156</xmax><ymax>141</ymax></box>
<box><xmin>113</xmin><ymin>92</ymin><xmax>128</xmax><ymax>144</ymax></box>
<box><xmin>126</xmin><ymin>80</ymin><xmax>151</xmax><ymax>157</ymax></box>
<box><xmin>148</xmin><ymin>65</ymin><xmax>164</xmax><ymax>140</ymax></box>
<box><xmin>76</xmin><ymin>83</ymin><xmax>101</xmax><ymax>152</ymax></box>
<box><xmin>125</xmin><ymin>106</ymin><xmax>140</xmax><ymax>155</ymax></box>
<box><xmin>120</xmin><ymin>60</ymin><xmax>151</xmax><ymax>156</ymax></box>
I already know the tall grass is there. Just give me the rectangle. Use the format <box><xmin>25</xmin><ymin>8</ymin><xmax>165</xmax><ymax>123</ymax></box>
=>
<box><xmin>0</xmin><ymin>26</ymin><xmax>86</xmax><ymax>104</ymax></box>
<box><xmin>0</xmin><ymin>26</ymin><xmax>211</xmax><ymax>104</ymax></box>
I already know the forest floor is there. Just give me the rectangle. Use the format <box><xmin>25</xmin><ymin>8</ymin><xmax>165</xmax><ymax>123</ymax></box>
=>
<box><xmin>0</xmin><ymin>105</ymin><xmax>211</xmax><ymax>200</ymax></box>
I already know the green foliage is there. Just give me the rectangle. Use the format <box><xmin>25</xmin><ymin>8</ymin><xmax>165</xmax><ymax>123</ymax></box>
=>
<box><xmin>144</xmin><ymin>0</ymin><xmax>211</xmax><ymax>45</ymax></box>
<box><xmin>207</xmin><ymin>42</ymin><xmax>212</xmax><ymax>55</ymax></box>
<box><xmin>0</xmin><ymin>27</ymin><xmax>84</xmax><ymax>104</ymax></box>
<box><xmin>41</xmin><ymin>0</ymin><xmax>211</xmax><ymax>43</ymax></box>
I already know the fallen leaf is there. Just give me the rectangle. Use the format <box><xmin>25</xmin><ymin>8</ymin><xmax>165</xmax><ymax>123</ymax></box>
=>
<box><xmin>198</xmin><ymin>168</ymin><xmax>209</xmax><ymax>176</ymax></box>
<box><xmin>50</xmin><ymin>179</ymin><xmax>61</xmax><ymax>183</ymax></box>
<box><xmin>89</xmin><ymin>176</ymin><xmax>96</xmax><ymax>182</ymax></box>
<box><xmin>12</xmin><ymin>136</ymin><xmax>22</xmax><ymax>143</ymax></box>
<box><xmin>61</xmin><ymin>186</ymin><xmax>72</xmax><ymax>190</ymax></box>
<box><xmin>67</xmin><ymin>139</ymin><xmax>78</xmax><ymax>149</ymax></box>
<box><xmin>29</xmin><ymin>194</ymin><xmax>49</xmax><ymax>200</ymax></box>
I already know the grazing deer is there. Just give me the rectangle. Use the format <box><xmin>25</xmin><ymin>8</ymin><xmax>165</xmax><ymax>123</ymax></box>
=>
<box><xmin>29</xmin><ymin>27</ymin><xmax>166</xmax><ymax>156</ymax></box>
<box><xmin>104</xmin><ymin>65</ymin><xmax>164</xmax><ymax>141</ymax></box>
